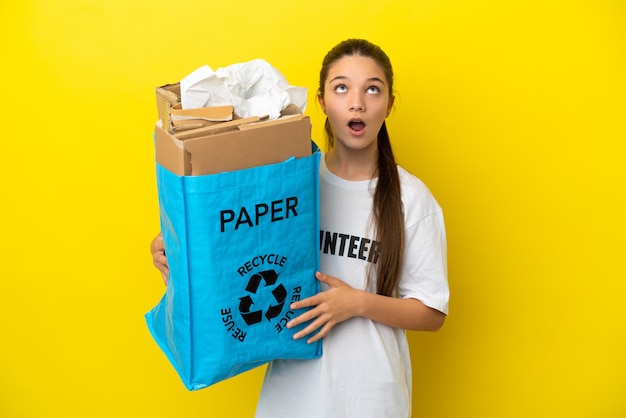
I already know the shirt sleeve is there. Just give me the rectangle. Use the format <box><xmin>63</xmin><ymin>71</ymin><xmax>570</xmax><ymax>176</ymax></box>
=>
<box><xmin>397</xmin><ymin>210</ymin><xmax>450</xmax><ymax>315</ymax></box>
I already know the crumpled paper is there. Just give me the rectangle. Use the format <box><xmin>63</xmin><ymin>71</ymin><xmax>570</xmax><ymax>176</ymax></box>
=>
<box><xmin>180</xmin><ymin>59</ymin><xmax>307</xmax><ymax>120</ymax></box>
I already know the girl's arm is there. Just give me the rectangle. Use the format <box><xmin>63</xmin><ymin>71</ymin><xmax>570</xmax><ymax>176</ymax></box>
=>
<box><xmin>287</xmin><ymin>271</ymin><xmax>446</xmax><ymax>344</ymax></box>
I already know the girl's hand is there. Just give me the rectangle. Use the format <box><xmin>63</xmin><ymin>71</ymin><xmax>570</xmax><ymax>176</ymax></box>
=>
<box><xmin>287</xmin><ymin>271</ymin><xmax>363</xmax><ymax>344</ymax></box>
<box><xmin>150</xmin><ymin>233</ymin><xmax>169</xmax><ymax>285</ymax></box>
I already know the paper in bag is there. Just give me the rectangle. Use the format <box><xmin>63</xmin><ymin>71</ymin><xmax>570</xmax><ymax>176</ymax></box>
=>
<box><xmin>180</xmin><ymin>59</ymin><xmax>307</xmax><ymax>120</ymax></box>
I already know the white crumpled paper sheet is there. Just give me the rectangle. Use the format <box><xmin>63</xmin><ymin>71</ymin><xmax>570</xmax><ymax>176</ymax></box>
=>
<box><xmin>180</xmin><ymin>59</ymin><xmax>307</xmax><ymax>120</ymax></box>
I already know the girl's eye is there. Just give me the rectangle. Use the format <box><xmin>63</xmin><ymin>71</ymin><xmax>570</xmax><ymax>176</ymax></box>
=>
<box><xmin>334</xmin><ymin>84</ymin><xmax>347</xmax><ymax>93</ymax></box>
<box><xmin>367</xmin><ymin>86</ymin><xmax>381</xmax><ymax>94</ymax></box>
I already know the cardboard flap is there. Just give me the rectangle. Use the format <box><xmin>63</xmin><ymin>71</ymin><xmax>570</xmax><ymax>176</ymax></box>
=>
<box><xmin>156</xmin><ymin>83</ymin><xmax>180</xmax><ymax>106</ymax></box>
<box><xmin>171</xmin><ymin>120</ymin><xmax>220</xmax><ymax>131</ymax></box>
<box><xmin>155</xmin><ymin>121</ymin><xmax>191</xmax><ymax>176</ymax></box>
<box><xmin>173</xmin><ymin>116</ymin><xmax>263</xmax><ymax>140</ymax></box>
<box><xmin>183</xmin><ymin>116</ymin><xmax>312</xmax><ymax>175</ymax></box>
<box><xmin>169</xmin><ymin>103</ymin><xmax>234</xmax><ymax>122</ymax></box>
<box><xmin>238</xmin><ymin>114</ymin><xmax>305</xmax><ymax>131</ymax></box>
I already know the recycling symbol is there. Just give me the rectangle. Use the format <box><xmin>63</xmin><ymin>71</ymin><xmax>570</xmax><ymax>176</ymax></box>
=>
<box><xmin>238</xmin><ymin>269</ymin><xmax>287</xmax><ymax>326</ymax></box>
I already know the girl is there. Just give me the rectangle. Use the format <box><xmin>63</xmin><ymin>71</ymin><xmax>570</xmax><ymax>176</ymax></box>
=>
<box><xmin>151</xmin><ymin>38</ymin><xmax>449</xmax><ymax>417</ymax></box>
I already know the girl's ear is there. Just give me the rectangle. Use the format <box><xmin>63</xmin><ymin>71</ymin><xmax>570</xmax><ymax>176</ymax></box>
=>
<box><xmin>318</xmin><ymin>94</ymin><xmax>326</xmax><ymax>114</ymax></box>
<box><xmin>386</xmin><ymin>95</ymin><xmax>395</xmax><ymax>117</ymax></box>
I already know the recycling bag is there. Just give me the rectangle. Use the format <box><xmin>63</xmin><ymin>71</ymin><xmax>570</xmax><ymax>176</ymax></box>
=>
<box><xmin>145</xmin><ymin>152</ymin><xmax>322</xmax><ymax>391</ymax></box>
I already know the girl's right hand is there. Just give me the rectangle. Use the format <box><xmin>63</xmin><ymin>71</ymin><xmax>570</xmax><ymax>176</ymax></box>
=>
<box><xmin>150</xmin><ymin>232</ymin><xmax>169</xmax><ymax>285</ymax></box>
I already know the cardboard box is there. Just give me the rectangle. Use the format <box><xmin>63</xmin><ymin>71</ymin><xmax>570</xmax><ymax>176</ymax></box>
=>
<box><xmin>155</xmin><ymin>114</ymin><xmax>311</xmax><ymax>176</ymax></box>
<box><xmin>155</xmin><ymin>82</ymin><xmax>312</xmax><ymax>176</ymax></box>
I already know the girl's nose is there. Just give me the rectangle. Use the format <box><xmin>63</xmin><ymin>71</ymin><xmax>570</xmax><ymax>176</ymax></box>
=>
<box><xmin>349</xmin><ymin>92</ymin><xmax>365</xmax><ymax>112</ymax></box>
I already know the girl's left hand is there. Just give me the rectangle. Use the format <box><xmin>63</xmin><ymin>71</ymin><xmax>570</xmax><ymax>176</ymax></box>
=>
<box><xmin>287</xmin><ymin>271</ymin><xmax>362</xmax><ymax>344</ymax></box>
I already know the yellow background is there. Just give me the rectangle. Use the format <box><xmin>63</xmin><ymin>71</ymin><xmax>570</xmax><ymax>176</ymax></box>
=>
<box><xmin>1</xmin><ymin>0</ymin><xmax>624</xmax><ymax>417</ymax></box>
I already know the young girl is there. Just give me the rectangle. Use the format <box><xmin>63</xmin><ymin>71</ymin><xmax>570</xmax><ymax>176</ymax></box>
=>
<box><xmin>151</xmin><ymin>38</ymin><xmax>449</xmax><ymax>417</ymax></box>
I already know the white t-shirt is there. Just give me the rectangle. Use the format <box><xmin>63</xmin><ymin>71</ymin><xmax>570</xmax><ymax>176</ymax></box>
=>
<box><xmin>255</xmin><ymin>155</ymin><xmax>449</xmax><ymax>418</ymax></box>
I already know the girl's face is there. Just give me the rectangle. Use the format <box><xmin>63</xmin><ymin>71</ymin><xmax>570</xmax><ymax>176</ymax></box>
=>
<box><xmin>318</xmin><ymin>55</ymin><xmax>394</xmax><ymax>153</ymax></box>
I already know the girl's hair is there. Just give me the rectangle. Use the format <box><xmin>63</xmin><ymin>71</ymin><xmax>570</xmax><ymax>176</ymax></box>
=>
<box><xmin>318</xmin><ymin>39</ymin><xmax>404</xmax><ymax>297</ymax></box>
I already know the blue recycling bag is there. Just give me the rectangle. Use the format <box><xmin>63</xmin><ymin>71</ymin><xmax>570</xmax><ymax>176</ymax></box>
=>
<box><xmin>146</xmin><ymin>152</ymin><xmax>322</xmax><ymax>391</ymax></box>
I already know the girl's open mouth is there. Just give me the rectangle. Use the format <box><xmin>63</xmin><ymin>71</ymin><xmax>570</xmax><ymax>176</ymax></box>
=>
<box><xmin>348</xmin><ymin>119</ymin><xmax>366</xmax><ymax>132</ymax></box>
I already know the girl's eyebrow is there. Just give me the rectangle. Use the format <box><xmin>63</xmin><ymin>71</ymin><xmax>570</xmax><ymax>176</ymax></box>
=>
<box><xmin>329</xmin><ymin>75</ymin><xmax>386</xmax><ymax>84</ymax></box>
<box><xmin>368</xmin><ymin>77</ymin><xmax>386</xmax><ymax>85</ymax></box>
<box><xmin>329</xmin><ymin>75</ymin><xmax>347</xmax><ymax>83</ymax></box>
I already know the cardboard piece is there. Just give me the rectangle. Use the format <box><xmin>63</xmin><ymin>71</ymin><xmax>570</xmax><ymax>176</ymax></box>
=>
<box><xmin>169</xmin><ymin>102</ymin><xmax>233</xmax><ymax>121</ymax></box>
<box><xmin>155</xmin><ymin>115</ymin><xmax>311</xmax><ymax>176</ymax></box>
<box><xmin>156</xmin><ymin>84</ymin><xmax>234</xmax><ymax>132</ymax></box>
<box><xmin>155</xmin><ymin>83</ymin><xmax>180</xmax><ymax>131</ymax></box>
<box><xmin>173</xmin><ymin>116</ymin><xmax>263</xmax><ymax>140</ymax></box>
<box><xmin>169</xmin><ymin>103</ymin><xmax>233</xmax><ymax>131</ymax></box>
